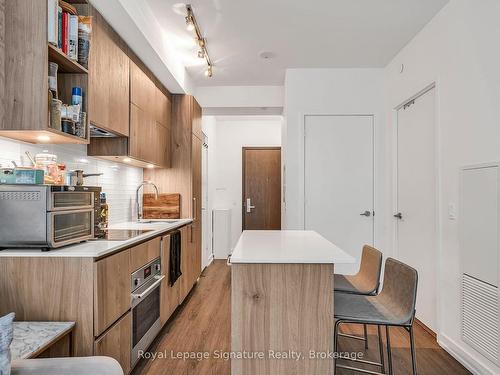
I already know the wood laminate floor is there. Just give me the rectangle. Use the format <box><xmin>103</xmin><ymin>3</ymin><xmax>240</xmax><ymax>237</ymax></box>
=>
<box><xmin>133</xmin><ymin>260</ymin><xmax>470</xmax><ymax>375</ymax></box>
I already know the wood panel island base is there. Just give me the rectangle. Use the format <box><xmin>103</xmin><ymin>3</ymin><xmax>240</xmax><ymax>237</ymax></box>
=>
<box><xmin>230</xmin><ymin>230</ymin><xmax>354</xmax><ymax>375</ymax></box>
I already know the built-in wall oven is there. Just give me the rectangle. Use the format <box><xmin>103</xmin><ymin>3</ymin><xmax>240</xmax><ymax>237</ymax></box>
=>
<box><xmin>131</xmin><ymin>257</ymin><xmax>165</xmax><ymax>367</ymax></box>
<box><xmin>0</xmin><ymin>185</ymin><xmax>99</xmax><ymax>250</ymax></box>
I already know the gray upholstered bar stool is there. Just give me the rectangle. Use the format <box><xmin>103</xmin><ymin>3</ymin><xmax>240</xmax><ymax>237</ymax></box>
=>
<box><xmin>334</xmin><ymin>245</ymin><xmax>383</xmax><ymax>349</ymax></box>
<box><xmin>334</xmin><ymin>258</ymin><xmax>419</xmax><ymax>375</ymax></box>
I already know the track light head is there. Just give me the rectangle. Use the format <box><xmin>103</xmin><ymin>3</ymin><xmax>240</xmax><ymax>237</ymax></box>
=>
<box><xmin>197</xmin><ymin>49</ymin><xmax>205</xmax><ymax>58</ymax></box>
<box><xmin>205</xmin><ymin>66</ymin><xmax>213</xmax><ymax>78</ymax></box>
<box><xmin>185</xmin><ymin>16</ymin><xmax>195</xmax><ymax>31</ymax></box>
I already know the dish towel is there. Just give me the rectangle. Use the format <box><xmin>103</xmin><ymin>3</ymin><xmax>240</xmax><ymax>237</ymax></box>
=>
<box><xmin>169</xmin><ymin>230</ymin><xmax>182</xmax><ymax>286</ymax></box>
<box><xmin>0</xmin><ymin>312</ymin><xmax>15</xmax><ymax>375</ymax></box>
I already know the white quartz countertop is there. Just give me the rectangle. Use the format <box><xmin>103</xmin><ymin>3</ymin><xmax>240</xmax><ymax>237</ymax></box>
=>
<box><xmin>230</xmin><ymin>230</ymin><xmax>355</xmax><ymax>264</ymax></box>
<box><xmin>11</xmin><ymin>321</ymin><xmax>75</xmax><ymax>359</ymax></box>
<box><xmin>0</xmin><ymin>219</ymin><xmax>192</xmax><ymax>258</ymax></box>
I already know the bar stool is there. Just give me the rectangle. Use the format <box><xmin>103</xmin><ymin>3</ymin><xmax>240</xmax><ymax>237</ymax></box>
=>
<box><xmin>334</xmin><ymin>245</ymin><xmax>383</xmax><ymax>349</ymax></box>
<box><xmin>334</xmin><ymin>258</ymin><xmax>419</xmax><ymax>375</ymax></box>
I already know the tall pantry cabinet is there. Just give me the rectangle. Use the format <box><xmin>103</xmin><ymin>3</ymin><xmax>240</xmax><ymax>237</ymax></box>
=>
<box><xmin>146</xmin><ymin>95</ymin><xmax>202</xmax><ymax>297</ymax></box>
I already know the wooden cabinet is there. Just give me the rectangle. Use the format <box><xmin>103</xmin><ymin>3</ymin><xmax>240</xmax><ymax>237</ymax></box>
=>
<box><xmin>160</xmin><ymin>233</ymin><xmax>180</xmax><ymax>326</ymax></box>
<box><xmin>129</xmin><ymin>103</ymin><xmax>155</xmax><ymax>163</ymax></box>
<box><xmin>179</xmin><ymin>225</ymin><xmax>193</xmax><ymax>303</ymax></box>
<box><xmin>94</xmin><ymin>249</ymin><xmax>131</xmax><ymax>336</ymax></box>
<box><xmin>130</xmin><ymin>61</ymin><xmax>155</xmax><ymax>115</ymax></box>
<box><xmin>130</xmin><ymin>237</ymin><xmax>161</xmax><ymax>272</ymax></box>
<box><xmin>145</xmin><ymin>95</ymin><xmax>202</xmax><ymax>293</ymax></box>
<box><xmin>0</xmin><ymin>0</ymin><xmax>90</xmax><ymax>144</ymax></box>
<box><xmin>94</xmin><ymin>311</ymin><xmax>131</xmax><ymax>374</ymax></box>
<box><xmin>89</xmin><ymin>9</ymin><xmax>129</xmax><ymax>136</ymax></box>
<box><xmin>89</xmin><ymin>59</ymin><xmax>171</xmax><ymax>168</ymax></box>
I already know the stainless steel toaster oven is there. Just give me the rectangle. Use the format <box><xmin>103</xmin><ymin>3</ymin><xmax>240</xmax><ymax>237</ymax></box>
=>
<box><xmin>0</xmin><ymin>185</ymin><xmax>99</xmax><ymax>250</ymax></box>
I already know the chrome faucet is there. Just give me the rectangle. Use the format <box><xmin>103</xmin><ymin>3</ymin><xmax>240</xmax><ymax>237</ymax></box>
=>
<box><xmin>136</xmin><ymin>181</ymin><xmax>159</xmax><ymax>221</ymax></box>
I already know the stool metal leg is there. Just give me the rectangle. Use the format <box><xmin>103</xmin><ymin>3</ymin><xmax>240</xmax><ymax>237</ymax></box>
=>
<box><xmin>409</xmin><ymin>325</ymin><xmax>418</xmax><ymax>375</ymax></box>
<box><xmin>334</xmin><ymin>320</ymin><xmax>342</xmax><ymax>375</ymax></box>
<box><xmin>364</xmin><ymin>324</ymin><xmax>369</xmax><ymax>349</ymax></box>
<box><xmin>386</xmin><ymin>326</ymin><xmax>393</xmax><ymax>375</ymax></box>
<box><xmin>377</xmin><ymin>325</ymin><xmax>385</xmax><ymax>374</ymax></box>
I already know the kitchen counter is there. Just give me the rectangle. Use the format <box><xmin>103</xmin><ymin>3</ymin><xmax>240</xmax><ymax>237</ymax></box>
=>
<box><xmin>0</xmin><ymin>219</ymin><xmax>192</xmax><ymax>258</ymax></box>
<box><xmin>230</xmin><ymin>230</ymin><xmax>355</xmax><ymax>264</ymax></box>
<box><xmin>11</xmin><ymin>321</ymin><xmax>75</xmax><ymax>359</ymax></box>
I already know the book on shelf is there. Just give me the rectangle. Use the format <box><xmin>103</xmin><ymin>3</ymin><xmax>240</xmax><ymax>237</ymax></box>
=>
<box><xmin>61</xmin><ymin>11</ymin><xmax>69</xmax><ymax>54</ymax></box>
<box><xmin>57</xmin><ymin>6</ymin><xmax>63</xmax><ymax>49</ymax></box>
<box><xmin>68</xmin><ymin>15</ymin><xmax>79</xmax><ymax>61</ymax></box>
<box><xmin>47</xmin><ymin>0</ymin><xmax>58</xmax><ymax>46</ymax></box>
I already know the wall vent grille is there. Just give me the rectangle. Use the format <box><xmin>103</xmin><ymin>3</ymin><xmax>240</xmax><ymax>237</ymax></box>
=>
<box><xmin>462</xmin><ymin>273</ymin><xmax>500</xmax><ymax>363</ymax></box>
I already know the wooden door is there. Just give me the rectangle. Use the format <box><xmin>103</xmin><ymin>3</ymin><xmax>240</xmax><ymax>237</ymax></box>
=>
<box><xmin>160</xmin><ymin>234</ymin><xmax>180</xmax><ymax>325</ymax></box>
<box><xmin>396</xmin><ymin>87</ymin><xmax>437</xmax><ymax>331</ymax></box>
<box><xmin>192</xmin><ymin>135</ymin><xmax>202</xmax><ymax>279</ymax></box>
<box><xmin>242</xmin><ymin>148</ymin><xmax>281</xmax><ymax>230</ymax></box>
<box><xmin>178</xmin><ymin>225</ymin><xmax>192</xmax><ymax>303</ymax></box>
<box><xmin>89</xmin><ymin>10</ymin><xmax>129</xmax><ymax>136</ymax></box>
<box><xmin>94</xmin><ymin>249</ymin><xmax>131</xmax><ymax>336</ymax></box>
<box><xmin>94</xmin><ymin>311</ymin><xmax>131</xmax><ymax>374</ymax></box>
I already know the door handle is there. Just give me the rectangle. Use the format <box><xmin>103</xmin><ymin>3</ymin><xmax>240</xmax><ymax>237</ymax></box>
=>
<box><xmin>360</xmin><ymin>210</ymin><xmax>371</xmax><ymax>217</ymax></box>
<box><xmin>394</xmin><ymin>212</ymin><xmax>403</xmax><ymax>219</ymax></box>
<box><xmin>246</xmin><ymin>198</ymin><xmax>255</xmax><ymax>213</ymax></box>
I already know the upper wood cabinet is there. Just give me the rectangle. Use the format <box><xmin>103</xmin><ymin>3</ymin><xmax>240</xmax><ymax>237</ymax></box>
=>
<box><xmin>89</xmin><ymin>9</ymin><xmax>129</xmax><ymax>137</ymax></box>
<box><xmin>130</xmin><ymin>62</ymin><xmax>155</xmax><ymax>115</ymax></box>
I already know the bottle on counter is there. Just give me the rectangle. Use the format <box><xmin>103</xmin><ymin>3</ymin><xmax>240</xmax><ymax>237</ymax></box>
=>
<box><xmin>99</xmin><ymin>192</ymin><xmax>109</xmax><ymax>230</ymax></box>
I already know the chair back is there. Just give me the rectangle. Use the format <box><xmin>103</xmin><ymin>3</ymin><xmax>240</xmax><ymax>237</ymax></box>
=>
<box><xmin>355</xmin><ymin>245</ymin><xmax>383</xmax><ymax>294</ymax></box>
<box><xmin>378</xmin><ymin>257</ymin><xmax>418</xmax><ymax>325</ymax></box>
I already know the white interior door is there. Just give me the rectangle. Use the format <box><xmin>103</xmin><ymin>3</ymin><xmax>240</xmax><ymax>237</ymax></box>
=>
<box><xmin>396</xmin><ymin>87</ymin><xmax>437</xmax><ymax>332</ymax></box>
<box><xmin>305</xmin><ymin>115</ymin><xmax>374</xmax><ymax>275</ymax></box>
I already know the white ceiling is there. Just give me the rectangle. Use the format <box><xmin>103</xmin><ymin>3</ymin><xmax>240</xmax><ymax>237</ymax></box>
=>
<box><xmin>144</xmin><ymin>0</ymin><xmax>449</xmax><ymax>87</ymax></box>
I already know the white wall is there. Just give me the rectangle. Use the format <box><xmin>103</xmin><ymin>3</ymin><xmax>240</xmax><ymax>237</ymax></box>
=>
<box><xmin>213</xmin><ymin>116</ymin><xmax>282</xmax><ymax>250</ymax></box>
<box><xmin>384</xmin><ymin>1</ymin><xmax>500</xmax><ymax>373</ymax></box>
<box><xmin>201</xmin><ymin>116</ymin><xmax>217</xmax><ymax>267</ymax></box>
<box><xmin>283</xmin><ymin>69</ymin><xmax>388</xmax><ymax>251</ymax></box>
<box><xmin>0</xmin><ymin>137</ymin><xmax>143</xmax><ymax>224</ymax></box>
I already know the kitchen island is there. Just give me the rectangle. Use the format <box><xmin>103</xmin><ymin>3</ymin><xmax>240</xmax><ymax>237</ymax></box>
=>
<box><xmin>230</xmin><ymin>230</ymin><xmax>354</xmax><ymax>375</ymax></box>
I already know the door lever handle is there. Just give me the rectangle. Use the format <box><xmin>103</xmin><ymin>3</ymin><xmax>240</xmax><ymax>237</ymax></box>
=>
<box><xmin>360</xmin><ymin>210</ymin><xmax>371</xmax><ymax>217</ymax></box>
<box><xmin>394</xmin><ymin>212</ymin><xmax>403</xmax><ymax>219</ymax></box>
<box><xmin>246</xmin><ymin>198</ymin><xmax>255</xmax><ymax>213</ymax></box>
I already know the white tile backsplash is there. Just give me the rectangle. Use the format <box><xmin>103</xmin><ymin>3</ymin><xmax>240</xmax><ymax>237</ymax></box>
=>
<box><xmin>0</xmin><ymin>137</ymin><xmax>144</xmax><ymax>224</ymax></box>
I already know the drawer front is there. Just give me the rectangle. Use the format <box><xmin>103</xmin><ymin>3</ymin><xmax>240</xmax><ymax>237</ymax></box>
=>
<box><xmin>94</xmin><ymin>311</ymin><xmax>131</xmax><ymax>374</ymax></box>
<box><xmin>131</xmin><ymin>237</ymin><xmax>161</xmax><ymax>272</ymax></box>
<box><xmin>94</xmin><ymin>249</ymin><xmax>131</xmax><ymax>336</ymax></box>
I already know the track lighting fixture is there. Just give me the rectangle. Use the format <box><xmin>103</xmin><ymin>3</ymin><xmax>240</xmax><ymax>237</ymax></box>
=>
<box><xmin>185</xmin><ymin>4</ymin><xmax>213</xmax><ymax>77</ymax></box>
<box><xmin>185</xmin><ymin>15</ymin><xmax>195</xmax><ymax>31</ymax></box>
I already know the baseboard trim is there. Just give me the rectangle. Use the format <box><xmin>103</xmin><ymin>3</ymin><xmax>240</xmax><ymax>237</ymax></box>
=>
<box><xmin>438</xmin><ymin>333</ymin><xmax>499</xmax><ymax>375</ymax></box>
<box><xmin>415</xmin><ymin>318</ymin><xmax>436</xmax><ymax>338</ymax></box>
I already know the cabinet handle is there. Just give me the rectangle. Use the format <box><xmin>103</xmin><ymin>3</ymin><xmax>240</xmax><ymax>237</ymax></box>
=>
<box><xmin>190</xmin><ymin>225</ymin><xmax>194</xmax><ymax>243</ymax></box>
<box><xmin>192</xmin><ymin>197</ymin><xmax>197</xmax><ymax>221</ymax></box>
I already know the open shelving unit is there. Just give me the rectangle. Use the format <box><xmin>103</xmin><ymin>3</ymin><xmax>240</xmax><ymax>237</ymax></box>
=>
<box><xmin>0</xmin><ymin>0</ymin><xmax>90</xmax><ymax>145</ymax></box>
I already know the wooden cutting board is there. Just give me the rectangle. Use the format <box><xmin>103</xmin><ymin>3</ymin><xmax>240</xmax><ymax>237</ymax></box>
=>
<box><xmin>142</xmin><ymin>193</ymin><xmax>181</xmax><ymax>219</ymax></box>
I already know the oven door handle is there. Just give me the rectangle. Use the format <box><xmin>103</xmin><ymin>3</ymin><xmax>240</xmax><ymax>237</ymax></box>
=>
<box><xmin>131</xmin><ymin>275</ymin><xmax>165</xmax><ymax>301</ymax></box>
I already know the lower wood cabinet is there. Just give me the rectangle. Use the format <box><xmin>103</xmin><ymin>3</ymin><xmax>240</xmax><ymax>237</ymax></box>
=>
<box><xmin>160</xmin><ymin>233</ymin><xmax>180</xmax><ymax>326</ymax></box>
<box><xmin>94</xmin><ymin>311</ymin><xmax>131</xmax><ymax>374</ymax></box>
<box><xmin>94</xmin><ymin>249</ymin><xmax>131</xmax><ymax>337</ymax></box>
<box><xmin>178</xmin><ymin>225</ymin><xmax>192</xmax><ymax>303</ymax></box>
